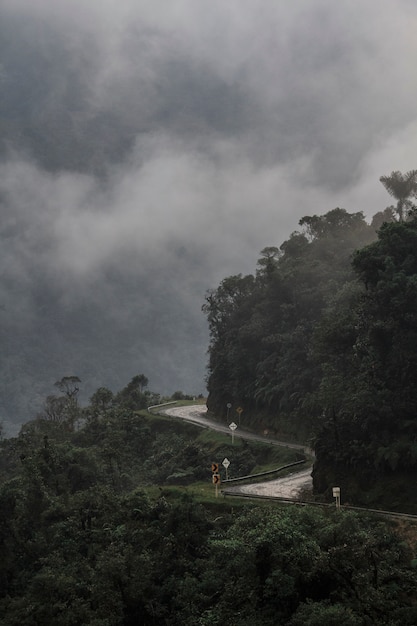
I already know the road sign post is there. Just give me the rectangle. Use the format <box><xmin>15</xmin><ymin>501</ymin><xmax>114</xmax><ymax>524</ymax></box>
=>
<box><xmin>229</xmin><ymin>421</ymin><xmax>237</xmax><ymax>444</ymax></box>
<box><xmin>236</xmin><ymin>406</ymin><xmax>243</xmax><ymax>425</ymax></box>
<box><xmin>222</xmin><ymin>457</ymin><xmax>230</xmax><ymax>480</ymax></box>
<box><xmin>211</xmin><ymin>463</ymin><xmax>221</xmax><ymax>497</ymax></box>
<box><xmin>212</xmin><ymin>472</ymin><xmax>221</xmax><ymax>497</ymax></box>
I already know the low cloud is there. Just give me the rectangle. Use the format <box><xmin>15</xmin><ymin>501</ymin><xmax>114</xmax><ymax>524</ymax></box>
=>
<box><xmin>1</xmin><ymin>0</ymin><xmax>417</xmax><ymax>430</ymax></box>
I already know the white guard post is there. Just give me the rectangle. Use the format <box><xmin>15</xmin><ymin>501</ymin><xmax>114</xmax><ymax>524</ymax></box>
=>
<box><xmin>332</xmin><ymin>486</ymin><xmax>341</xmax><ymax>510</ymax></box>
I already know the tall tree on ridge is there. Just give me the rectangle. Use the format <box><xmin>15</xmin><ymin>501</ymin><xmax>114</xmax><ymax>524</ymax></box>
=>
<box><xmin>379</xmin><ymin>170</ymin><xmax>417</xmax><ymax>222</ymax></box>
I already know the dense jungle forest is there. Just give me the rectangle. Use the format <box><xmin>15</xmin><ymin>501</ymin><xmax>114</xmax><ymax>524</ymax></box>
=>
<box><xmin>1</xmin><ymin>377</ymin><xmax>417</xmax><ymax>625</ymax></box>
<box><xmin>204</xmin><ymin>171</ymin><xmax>417</xmax><ymax>511</ymax></box>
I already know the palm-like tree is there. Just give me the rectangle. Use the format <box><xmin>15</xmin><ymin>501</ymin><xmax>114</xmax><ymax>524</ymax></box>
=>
<box><xmin>379</xmin><ymin>170</ymin><xmax>417</xmax><ymax>222</ymax></box>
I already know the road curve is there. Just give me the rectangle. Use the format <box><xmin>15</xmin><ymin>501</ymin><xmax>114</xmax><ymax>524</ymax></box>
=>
<box><xmin>159</xmin><ymin>406</ymin><xmax>417</xmax><ymax>519</ymax></box>
<box><xmin>161</xmin><ymin>404</ymin><xmax>313</xmax><ymax>499</ymax></box>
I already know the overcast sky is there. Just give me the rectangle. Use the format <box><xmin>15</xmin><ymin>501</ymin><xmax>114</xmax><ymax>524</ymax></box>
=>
<box><xmin>1</xmin><ymin>0</ymin><xmax>417</xmax><ymax>429</ymax></box>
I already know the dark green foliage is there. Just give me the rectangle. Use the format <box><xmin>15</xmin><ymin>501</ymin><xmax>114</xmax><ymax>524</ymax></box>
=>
<box><xmin>200</xmin><ymin>508</ymin><xmax>417</xmax><ymax>625</ymax></box>
<box><xmin>114</xmin><ymin>374</ymin><xmax>151</xmax><ymax>411</ymax></box>
<box><xmin>1</xmin><ymin>450</ymin><xmax>416</xmax><ymax>626</ymax></box>
<box><xmin>34</xmin><ymin>376</ymin><xmax>82</xmax><ymax>433</ymax></box>
<box><xmin>312</xmin><ymin>218</ymin><xmax>417</xmax><ymax>504</ymax></box>
<box><xmin>143</xmin><ymin>433</ymin><xmax>211</xmax><ymax>484</ymax></box>
<box><xmin>0</xmin><ymin>373</ymin><xmax>417</xmax><ymax>623</ymax></box>
<box><xmin>171</xmin><ymin>391</ymin><xmax>196</xmax><ymax>401</ymax></box>
<box><xmin>379</xmin><ymin>170</ymin><xmax>417</xmax><ymax>222</ymax></box>
<box><xmin>203</xmin><ymin>207</ymin><xmax>417</xmax><ymax>509</ymax></box>
<box><xmin>203</xmin><ymin>208</ymin><xmax>375</xmax><ymax>431</ymax></box>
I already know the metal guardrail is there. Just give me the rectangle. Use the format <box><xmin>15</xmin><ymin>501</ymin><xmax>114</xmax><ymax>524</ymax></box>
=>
<box><xmin>220</xmin><ymin>490</ymin><xmax>417</xmax><ymax>522</ymax></box>
<box><xmin>222</xmin><ymin>459</ymin><xmax>307</xmax><ymax>484</ymax></box>
<box><xmin>147</xmin><ymin>401</ymin><xmax>178</xmax><ymax>412</ymax></box>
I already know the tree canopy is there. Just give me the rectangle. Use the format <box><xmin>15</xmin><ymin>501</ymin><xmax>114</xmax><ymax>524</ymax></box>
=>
<box><xmin>379</xmin><ymin>170</ymin><xmax>417</xmax><ymax>222</ymax></box>
<box><xmin>203</xmin><ymin>208</ymin><xmax>375</xmax><ymax>435</ymax></box>
<box><xmin>203</xmin><ymin>205</ymin><xmax>417</xmax><ymax>508</ymax></box>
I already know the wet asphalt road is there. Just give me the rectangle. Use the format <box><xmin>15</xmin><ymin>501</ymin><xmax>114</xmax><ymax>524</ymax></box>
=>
<box><xmin>161</xmin><ymin>404</ymin><xmax>313</xmax><ymax>499</ymax></box>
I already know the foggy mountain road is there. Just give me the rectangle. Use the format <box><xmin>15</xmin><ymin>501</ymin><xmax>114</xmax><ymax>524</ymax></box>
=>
<box><xmin>162</xmin><ymin>404</ymin><xmax>313</xmax><ymax>498</ymax></box>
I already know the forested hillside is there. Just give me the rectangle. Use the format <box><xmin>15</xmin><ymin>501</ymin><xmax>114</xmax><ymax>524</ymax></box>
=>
<box><xmin>203</xmin><ymin>207</ymin><xmax>379</xmax><ymax>426</ymax></box>
<box><xmin>204</xmin><ymin>203</ymin><xmax>417</xmax><ymax>510</ymax></box>
<box><xmin>1</xmin><ymin>381</ymin><xmax>417</xmax><ymax>624</ymax></box>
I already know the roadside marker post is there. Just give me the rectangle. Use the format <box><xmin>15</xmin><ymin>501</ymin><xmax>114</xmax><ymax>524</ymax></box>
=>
<box><xmin>332</xmin><ymin>486</ymin><xmax>341</xmax><ymax>510</ymax></box>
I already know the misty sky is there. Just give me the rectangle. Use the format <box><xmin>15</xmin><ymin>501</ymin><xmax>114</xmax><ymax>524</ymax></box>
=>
<box><xmin>1</xmin><ymin>0</ymin><xmax>417</xmax><ymax>431</ymax></box>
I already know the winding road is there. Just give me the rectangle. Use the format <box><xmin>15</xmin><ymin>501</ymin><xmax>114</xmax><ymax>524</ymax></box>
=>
<box><xmin>157</xmin><ymin>404</ymin><xmax>417</xmax><ymax>522</ymax></box>
<box><xmin>160</xmin><ymin>404</ymin><xmax>314</xmax><ymax>499</ymax></box>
